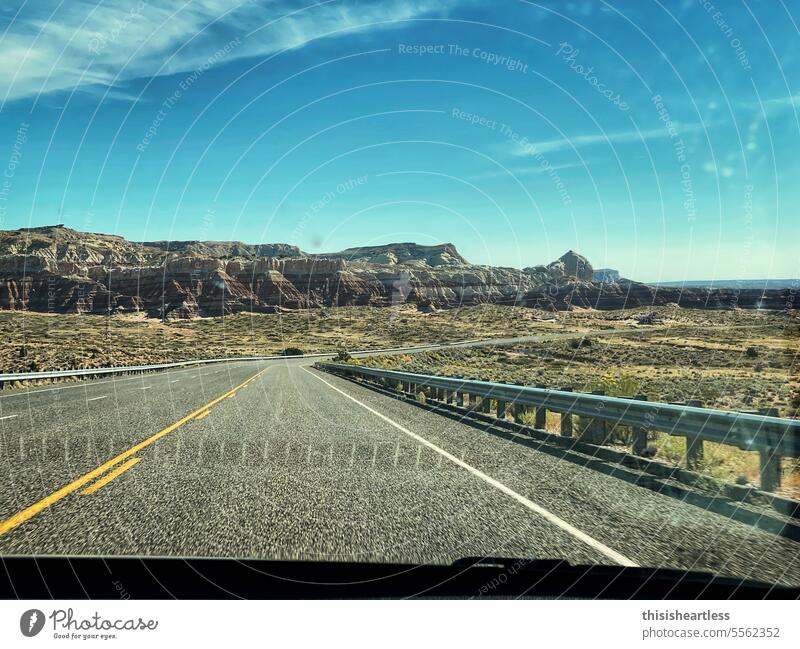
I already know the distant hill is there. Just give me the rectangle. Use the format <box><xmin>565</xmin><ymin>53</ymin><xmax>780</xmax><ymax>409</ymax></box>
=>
<box><xmin>652</xmin><ymin>279</ymin><xmax>799</xmax><ymax>290</ymax></box>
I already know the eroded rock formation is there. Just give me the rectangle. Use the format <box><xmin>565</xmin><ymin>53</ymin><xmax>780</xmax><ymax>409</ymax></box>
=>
<box><xmin>0</xmin><ymin>225</ymin><xmax>793</xmax><ymax>318</ymax></box>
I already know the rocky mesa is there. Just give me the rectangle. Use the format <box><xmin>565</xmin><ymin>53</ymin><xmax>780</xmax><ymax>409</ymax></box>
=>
<box><xmin>0</xmin><ymin>225</ymin><xmax>793</xmax><ymax>318</ymax></box>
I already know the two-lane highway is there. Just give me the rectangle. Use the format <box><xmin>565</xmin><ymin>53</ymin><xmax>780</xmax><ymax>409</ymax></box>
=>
<box><xmin>1</xmin><ymin>359</ymin><xmax>798</xmax><ymax>586</ymax></box>
<box><xmin>0</xmin><ymin>361</ymin><xmax>269</xmax><ymax>537</ymax></box>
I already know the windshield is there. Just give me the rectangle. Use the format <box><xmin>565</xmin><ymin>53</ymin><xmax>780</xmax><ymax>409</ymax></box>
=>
<box><xmin>0</xmin><ymin>0</ymin><xmax>798</xmax><ymax>595</ymax></box>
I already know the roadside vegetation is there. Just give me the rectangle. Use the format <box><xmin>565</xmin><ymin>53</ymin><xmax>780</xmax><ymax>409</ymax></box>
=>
<box><xmin>351</xmin><ymin>318</ymin><xmax>798</xmax><ymax>417</ymax></box>
<box><xmin>0</xmin><ymin>304</ymin><xmax>584</xmax><ymax>372</ymax></box>
<box><xmin>2</xmin><ymin>306</ymin><xmax>794</xmax><ymax>408</ymax></box>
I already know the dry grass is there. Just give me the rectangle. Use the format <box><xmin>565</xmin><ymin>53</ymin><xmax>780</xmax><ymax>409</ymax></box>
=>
<box><xmin>0</xmin><ymin>304</ymin><xmax>584</xmax><ymax>373</ymax></box>
<box><xmin>353</xmin><ymin>315</ymin><xmax>799</xmax><ymax>417</ymax></box>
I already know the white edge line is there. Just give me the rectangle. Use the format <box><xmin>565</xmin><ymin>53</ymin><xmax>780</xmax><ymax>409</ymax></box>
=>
<box><xmin>86</xmin><ymin>396</ymin><xmax>108</xmax><ymax>402</ymax></box>
<box><xmin>0</xmin><ymin>414</ymin><xmax>18</xmax><ymax>420</ymax></box>
<box><xmin>301</xmin><ymin>366</ymin><xmax>638</xmax><ymax>568</ymax></box>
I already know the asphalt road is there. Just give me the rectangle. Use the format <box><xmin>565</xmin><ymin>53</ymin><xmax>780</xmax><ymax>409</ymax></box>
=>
<box><xmin>1</xmin><ymin>357</ymin><xmax>798</xmax><ymax>587</ymax></box>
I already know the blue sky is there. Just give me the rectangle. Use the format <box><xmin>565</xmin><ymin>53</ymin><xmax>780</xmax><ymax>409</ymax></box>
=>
<box><xmin>0</xmin><ymin>0</ymin><xmax>797</xmax><ymax>281</ymax></box>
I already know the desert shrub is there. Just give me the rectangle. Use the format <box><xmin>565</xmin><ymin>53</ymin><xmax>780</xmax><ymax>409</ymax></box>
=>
<box><xmin>578</xmin><ymin>371</ymin><xmax>645</xmax><ymax>445</ymax></box>
<box><xmin>281</xmin><ymin>347</ymin><xmax>304</xmax><ymax>356</ymax></box>
<box><xmin>745</xmin><ymin>346</ymin><xmax>758</xmax><ymax>358</ymax></box>
<box><xmin>335</xmin><ymin>348</ymin><xmax>352</xmax><ymax>362</ymax></box>
<box><xmin>635</xmin><ymin>312</ymin><xmax>661</xmax><ymax>325</ymax></box>
<box><xmin>519</xmin><ymin>408</ymin><xmax>535</xmax><ymax>426</ymax></box>
<box><xmin>650</xmin><ymin>432</ymin><xmax>686</xmax><ymax>466</ymax></box>
<box><xmin>586</xmin><ymin>370</ymin><xmax>642</xmax><ymax>398</ymax></box>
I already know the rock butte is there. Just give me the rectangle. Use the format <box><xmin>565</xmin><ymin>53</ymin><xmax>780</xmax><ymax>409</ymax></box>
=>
<box><xmin>0</xmin><ymin>225</ymin><xmax>793</xmax><ymax>319</ymax></box>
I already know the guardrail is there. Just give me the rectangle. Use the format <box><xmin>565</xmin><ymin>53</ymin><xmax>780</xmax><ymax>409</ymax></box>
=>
<box><xmin>315</xmin><ymin>362</ymin><xmax>800</xmax><ymax>493</ymax></box>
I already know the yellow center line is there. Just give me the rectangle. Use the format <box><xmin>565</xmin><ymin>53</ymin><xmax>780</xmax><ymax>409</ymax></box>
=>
<box><xmin>195</xmin><ymin>410</ymin><xmax>212</xmax><ymax>421</ymax></box>
<box><xmin>80</xmin><ymin>457</ymin><xmax>142</xmax><ymax>496</ymax></box>
<box><xmin>0</xmin><ymin>366</ymin><xmax>269</xmax><ymax>536</ymax></box>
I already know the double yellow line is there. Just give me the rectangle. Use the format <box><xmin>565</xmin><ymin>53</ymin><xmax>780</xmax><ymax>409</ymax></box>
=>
<box><xmin>0</xmin><ymin>367</ymin><xmax>268</xmax><ymax>537</ymax></box>
<box><xmin>80</xmin><ymin>458</ymin><xmax>142</xmax><ymax>496</ymax></box>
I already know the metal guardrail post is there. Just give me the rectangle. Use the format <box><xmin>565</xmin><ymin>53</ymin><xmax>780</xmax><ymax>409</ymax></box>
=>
<box><xmin>534</xmin><ymin>384</ymin><xmax>547</xmax><ymax>430</ymax></box>
<box><xmin>685</xmin><ymin>399</ymin><xmax>705</xmax><ymax>470</ymax></box>
<box><xmin>577</xmin><ymin>390</ymin><xmax>604</xmax><ymax>443</ymax></box>
<box><xmin>496</xmin><ymin>399</ymin><xmax>506</xmax><ymax>420</ymax></box>
<box><xmin>631</xmin><ymin>393</ymin><xmax>649</xmax><ymax>456</ymax></box>
<box><xmin>510</xmin><ymin>384</ymin><xmax>525</xmax><ymax>423</ymax></box>
<box><xmin>456</xmin><ymin>392</ymin><xmax>464</xmax><ymax>407</ymax></box>
<box><xmin>759</xmin><ymin>407</ymin><xmax>781</xmax><ymax>492</ymax></box>
<box><xmin>559</xmin><ymin>387</ymin><xmax>573</xmax><ymax>437</ymax></box>
<box><xmin>591</xmin><ymin>390</ymin><xmax>606</xmax><ymax>444</ymax></box>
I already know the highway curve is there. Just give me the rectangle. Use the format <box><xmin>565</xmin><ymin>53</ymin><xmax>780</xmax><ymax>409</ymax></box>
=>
<box><xmin>0</xmin><ymin>358</ymin><xmax>798</xmax><ymax>587</ymax></box>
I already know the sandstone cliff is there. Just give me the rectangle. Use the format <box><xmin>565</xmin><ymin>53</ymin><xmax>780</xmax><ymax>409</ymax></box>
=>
<box><xmin>0</xmin><ymin>225</ymin><xmax>793</xmax><ymax>318</ymax></box>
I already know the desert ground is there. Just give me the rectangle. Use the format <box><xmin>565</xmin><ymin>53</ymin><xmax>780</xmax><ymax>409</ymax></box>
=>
<box><xmin>2</xmin><ymin>306</ymin><xmax>796</xmax><ymax>417</ymax></box>
<box><xmin>1</xmin><ymin>304</ymin><xmax>585</xmax><ymax>372</ymax></box>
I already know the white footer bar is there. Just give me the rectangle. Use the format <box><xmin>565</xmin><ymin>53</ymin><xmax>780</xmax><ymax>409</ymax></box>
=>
<box><xmin>1</xmin><ymin>600</ymin><xmax>794</xmax><ymax>648</ymax></box>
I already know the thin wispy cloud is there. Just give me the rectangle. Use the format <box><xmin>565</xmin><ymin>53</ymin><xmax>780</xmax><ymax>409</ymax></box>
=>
<box><xmin>508</xmin><ymin>124</ymin><xmax>704</xmax><ymax>157</ymax></box>
<box><xmin>764</xmin><ymin>93</ymin><xmax>800</xmax><ymax>108</ymax></box>
<box><xmin>0</xmin><ymin>0</ymin><xmax>457</xmax><ymax>103</ymax></box>
<box><xmin>471</xmin><ymin>161</ymin><xmax>588</xmax><ymax>181</ymax></box>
